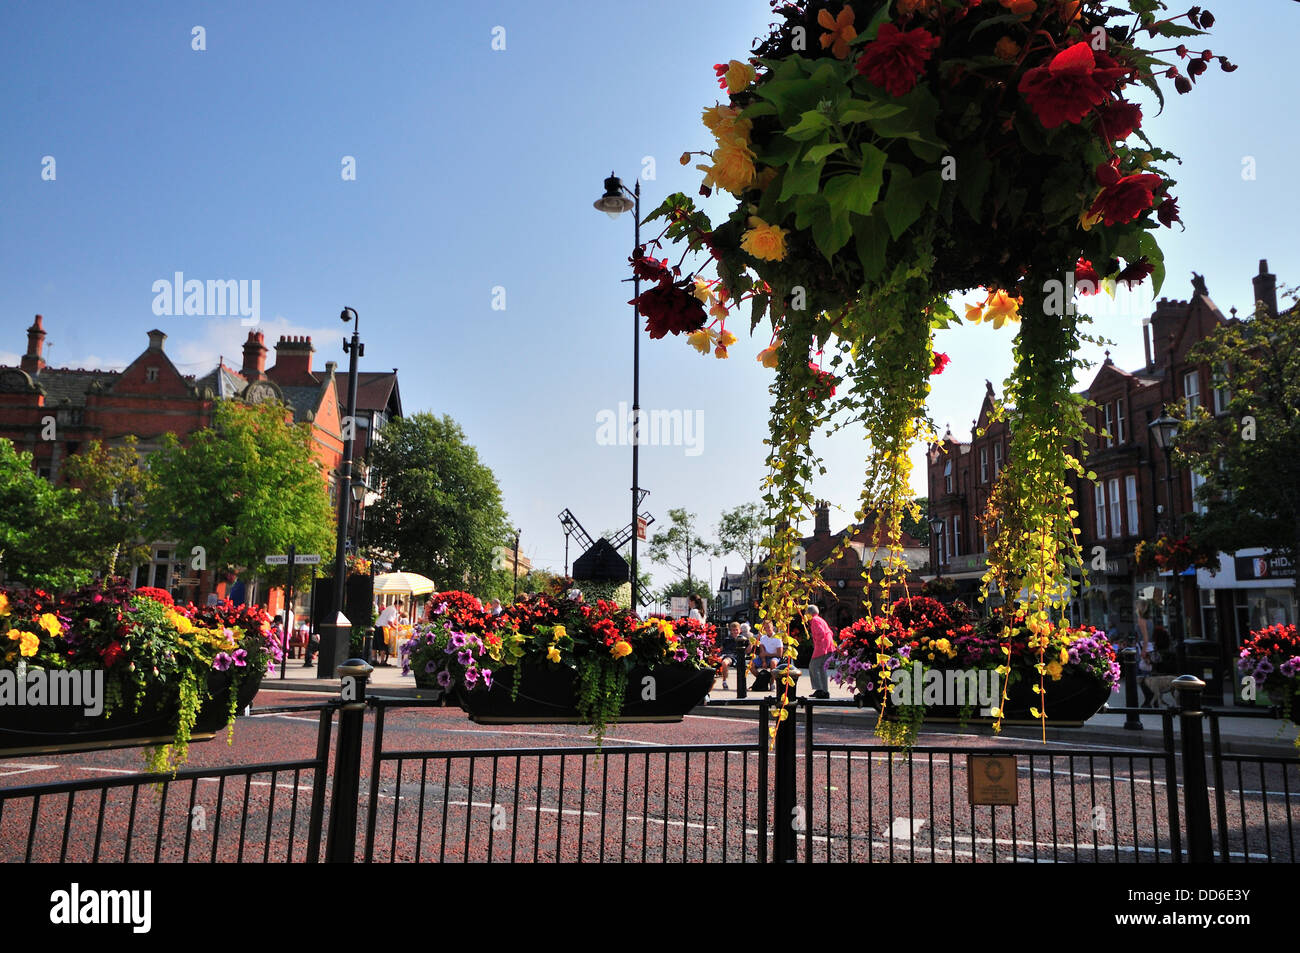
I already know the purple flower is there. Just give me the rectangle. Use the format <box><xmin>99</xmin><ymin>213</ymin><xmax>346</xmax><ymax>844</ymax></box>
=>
<box><xmin>436</xmin><ymin>669</ymin><xmax>454</xmax><ymax>689</ymax></box>
<box><xmin>481</xmin><ymin>669</ymin><xmax>493</xmax><ymax>688</ymax></box>
<box><xmin>425</xmin><ymin>661</ymin><xmax>438</xmax><ymax>674</ymax></box>
<box><xmin>457</xmin><ymin>651</ymin><xmax>472</xmax><ymax>667</ymax></box>
<box><xmin>673</xmin><ymin>649</ymin><xmax>688</xmax><ymax>662</ymax></box>
<box><xmin>232</xmin><ymin>648</ymin><xmax>247</xmax><ymax>668</ymax></box>
<box><xmin>464</xmin><ymin>668</ymin><xmax>479</xmax><ymax>688</ymax></box>
<box><xmin>450</xmin><ymin>632</ymin><xmax>467</xmax><ymax>649</ymax></box>
<box><xmin>1279</xmin><ymin>657</ymin><xmax>1300</xmax><ymax>678</ymax></box>
<box><xmin>1255</xmin><ymin>658</ymin><xmax>1275</xmax><ymax>676</ymax></box>
<box><xmin>213</xmin><ymin>652</ymin><xmax>232</xmax><ymax>672</ymax></box>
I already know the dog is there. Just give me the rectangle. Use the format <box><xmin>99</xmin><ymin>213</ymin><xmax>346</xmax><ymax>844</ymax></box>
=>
<box><xmin>1142</xmin><ymin>674</ymin><xmax>1179</xmax><ymax>708</ymax></box>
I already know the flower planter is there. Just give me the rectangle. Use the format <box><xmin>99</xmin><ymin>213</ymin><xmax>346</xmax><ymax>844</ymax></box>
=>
<box><xmin>455</xmin><ymin>664</ymin><xmax>715</xmax><ymax>725</ymax></box>
<box><xmin>0</xmin><ymin>668</ymin><xmax>263</xmax><ymax>756</ymax></box>
<box><xmin>870</xmin><ymin>670</ymin><xmax>1112</xmax><ymax>727</ymax></box>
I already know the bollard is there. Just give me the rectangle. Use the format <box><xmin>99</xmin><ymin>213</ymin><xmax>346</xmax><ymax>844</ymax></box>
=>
<box><xmin>772</xmin><ymin>694</ymin><xmax>798</xmax><ymax>863</ymax></box>
<box><xmin>1121</xmin><ymin>646</ymin><xmax>1143</xmax><ymax>730</ymax></box>
<box><xmin>1173</xmin><ymin>675</ymin><xmax>1215</xmax><ymax>863</ymax></box>
<box><xmin>737</xmin><ymin>645</ymin><xmax>748</xmax><ymax>700</ymax></box>
<box><xmin>324</xmin><ymin>658</ymin><xmax>373</xmax><ymax>863</ymax></box>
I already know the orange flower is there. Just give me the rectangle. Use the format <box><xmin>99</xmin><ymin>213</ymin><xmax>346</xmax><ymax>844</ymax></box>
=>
<box><xmin>999</xmin><ymin>0</ymin><xmax>1037</xmax><ymax>15</ymax></box>
<box><xmin>611</xmin><ymin>640</ymin><xmax>633</xmax><ymax>659</ymax></box>
<box><xmin>817</xmin><ymin>5</ymin><xmax>857</xmax><ymax>60</ymax></box>
<box><xmin>994</xmin><ymin>37</ymin><xmax>1021</xmax><ymax>61</ymax></box>
<box><xmin>897</xmin><ymin>0</ymin><xmax>937</xmax><ymax>14</ymax></box>
<box><xmin>757</xmin><ymin>341</ymin><xmax>781</xmax><ymax>368</ymax></box>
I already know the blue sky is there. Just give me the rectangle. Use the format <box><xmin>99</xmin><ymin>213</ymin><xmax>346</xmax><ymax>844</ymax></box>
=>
<box><xmin>2</xmin><ymin>1</ymin><xmax>1297</xmax><ymax>593</ymax></box>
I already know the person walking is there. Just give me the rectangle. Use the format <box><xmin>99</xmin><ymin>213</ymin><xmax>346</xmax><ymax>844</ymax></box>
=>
<box><xmin>374</xmin><ymin>601</ymin><xmax>399</xmax><ymax>666</ymax></box>
<box><xmin>806</xmin><ymin>604</ymin><xmax>837</xmax><ymax>699</ymax></box>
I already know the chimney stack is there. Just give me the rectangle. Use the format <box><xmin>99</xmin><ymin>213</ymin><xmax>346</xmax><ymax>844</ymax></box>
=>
<box><xmin>814</xmin><ymin>500</ymin><xmax>830</xmax><ymax>537</ymax></box>
<box><xmin>147</xmin><ymin>329</ymin><xmax>167</xmax><ymax>351</ymax></box>
<box><xmin>1252</xmin><ymin>258</ymin><xmax>1278</xmax><ymax>319</ymax></box>
<box><xmin>20</xmin><ymin>314</ymin><xmax>46</xmax><ymax>375</ymax></box>
<box><xmin>241</xmin><ymin>330</ymin><xmax>268</xmax><ymax>381</ymax></box>
<box><xmin>270</xmin><ymin>335</ymin><xmax>315</xmax><ymax>384</ymax></box>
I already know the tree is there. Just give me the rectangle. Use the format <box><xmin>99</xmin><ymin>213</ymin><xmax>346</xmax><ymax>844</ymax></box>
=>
<box><xmin>1175</xmin><ymin>289</ymin><xmax>1300</xmax><ymax>564</ymax></box>
<box><xmin>658</xmin><ymin>577</ymin><xmax>712</xmax><ymax>607</ymax></box>
<box><xmin>901</xmin><ymin>496</ymin><xmax>930</xmax><ymax>545</ymax></box>
<box><xmin>0</xmin><ymin>438</ymin><xmax>88</xmax><ymax>590</ymax></box>
<box><xmin>146</xmin><ymin>401</ymin><xmax>336</xmax><ymax>579</ymax></box>
<box><xmin>716</xmin><ymin>502</ymin><xmax>767</xmax><ymax>587</ymax></box>
<box><xmin>366</xmin><ymin>413</ymin><xmax>513</xmax><ymax>593</ymax></box>
<box><xmin>646</xmin><ymin>507</ymin><xmax>713</xmax><ymax>591</ymax></box>
<box><xmin>61</xmin><ymin>437</ymin><xmax>156</xmax><ymax>576</ymax></box>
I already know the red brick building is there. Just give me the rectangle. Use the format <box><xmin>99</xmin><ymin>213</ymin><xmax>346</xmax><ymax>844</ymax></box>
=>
<box><xmin>0</xmin><ymin>318</ymin><xmax>401</xmax><ymax>607</ymax></box>
<box><xmin>927</xmin><ymin>263</ymin><xmax>1295</xmax><ymax>671</ymax></box>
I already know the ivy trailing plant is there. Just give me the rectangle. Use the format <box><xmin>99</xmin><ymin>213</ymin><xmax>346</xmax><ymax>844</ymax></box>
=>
<box><xmin>637</xmin><ymin>0</ymin><xmax>1226</xmax><ymax>739</ymax></box>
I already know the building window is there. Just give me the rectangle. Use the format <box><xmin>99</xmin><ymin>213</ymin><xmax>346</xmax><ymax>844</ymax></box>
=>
<box><xmin>1115</xmin><ymin>398</ymin><xmax>1126</xmax><ymax>444</ymax></box>
<box><xmin>944</xmin><ymin>460</ymin><xmax>953</xmax><ymax>494</ymax></box>
<box><xmin>952</xmin><ymin>515</ymin><xmax>961</xmax><ymax>558</ymax></box>
<box><xmin>1183</xmin><ymin>370</ymin><xmax>1201</xmax><ymax>416</ymax></box>
<box><xmin>37</xmin><ymin>467</ymin><xmax>52</xmax><ymax>481</ymax></box>
<box><xmin>1094</xmin><ymin>484</ymin><xmax>1107</xmax><ymax>539</ymax></box>
<box><xmin>979</xmin><ymin>447</ymin><xmax>988</xmax><ymax>484</ymax></box>
<box><xmin>146</xmin><ymin>367</ymin><xmax>159</xmax><ymax>383</ymax></box>
<box><xmin>1190</xmin><ymin>469</ymin><xmax>1208</xmax><ymax>516</ymax></box>
<box><xmin>1212</xmin><ymin>363</ymin><xmax>1231</xmax><ymax>415</ymax></box>
<box><xmin>1103</xmin><ymin>403</ymin><xmax>1114</xmax><ymax>447</ymax></box>
<box><xmin>1109</xmin><ymin>478</ymin><xmax>1123</xmax><ymax>537</ymax></box>
<box><xmin>993</xmin><ymin>442</ymin><xmax>1002</xmax><ymax>477</ymax></box>
<box><xmin>1125</xmin><ymin>474</ymin><xmax>1139</xmax><ymax>535</ymax></box>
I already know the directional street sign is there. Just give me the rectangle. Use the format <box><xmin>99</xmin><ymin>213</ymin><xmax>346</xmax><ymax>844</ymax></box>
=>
<box><xmin>264</xmin><ymin>553</ymin><xmax>322</xmax><ymax>565</ymax></box>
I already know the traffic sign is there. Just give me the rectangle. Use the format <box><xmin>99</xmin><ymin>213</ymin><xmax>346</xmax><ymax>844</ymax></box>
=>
<box><xmin>264</xmin><ymin>553</ymin><xmax>322</xmax><ymax>565</ymax></box>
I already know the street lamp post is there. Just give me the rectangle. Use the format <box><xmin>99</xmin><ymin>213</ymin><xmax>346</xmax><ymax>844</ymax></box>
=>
<box><xmin>321</xmin><ymin>306</ymin><xmax>363</xmax><ymax>674</ymax></box>
<box><xmin>1148</xmin><ymin>409</ymin><xmax>1185</xmax><ymax>669</ymax></box>
<box><xmin>929</xmin><ymin>517</ymin><xmax>945</xmax><ymax>578</ymax></box>
<box><xmin>594</xmin><ymin>172</ymin><xmax>642</xmax><ymax>611</ymax></box>
<box><xmin>512</xmin><ymin>529</ymin><xmax>521</xmax><ymax>600</ymax></box>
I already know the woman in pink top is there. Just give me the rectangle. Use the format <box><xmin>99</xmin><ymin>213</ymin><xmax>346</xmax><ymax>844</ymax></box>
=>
<box><xmin>806</xmin><ymin>605</ymin><xmax>837</xmax><ymax>699</ymax></box>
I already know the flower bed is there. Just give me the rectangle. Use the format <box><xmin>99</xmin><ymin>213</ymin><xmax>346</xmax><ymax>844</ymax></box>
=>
<box><xmin>403</xmin><ymin>592</ymin><xmax>718</xmax><ymax>744</ymax></box>
<box><xmin>0</xmin><ymin>580</ymin><xmax>278</xmax><ymax>770</ymax></box>
<box><xmin>833</xmin><ymin>596</ymin><xmax>1119</xmax><ymax>744</ymax></box>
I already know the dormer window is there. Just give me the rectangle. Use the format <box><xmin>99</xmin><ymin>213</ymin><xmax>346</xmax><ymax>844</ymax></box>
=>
<box><xmin>146</xmin><ymin>367</ymin><xmax>159</xmax><ymax>383</ymax></box>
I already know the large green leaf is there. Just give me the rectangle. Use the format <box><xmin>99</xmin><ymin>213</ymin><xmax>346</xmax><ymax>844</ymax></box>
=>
<box><xmin>839</xmin><ymin>99</ymin><xmax>907</xmax><ymax>124</ymax></box>
<box><xmin>881</xmin><ymin>166</ymin><xmax>941</xmax><ymax>240</ymax></box>
<box><xmin>780</xmin><ymin>153</ymin><xmax>824</xmax><ymax>201</ymax></box>
<box><xmin>785</xmin><ymin>109</ymin><xmax>833</xmax><ymax>141</ymax></box>
<box><xmin>811</xmin><ymin>205</ymin><xmax>854</xmax><ymax>260</ymax></box>
<box><xmin>803</xmin><ymin>142</ymin><xmax>847</xmax><ymax>164</ymax></box>
<box><xmin>853</xmin><ymin>215</ymin><xmax>889</xmax><ymax>283</ymax></box>
<box><xmin>1137</xmin><ymin>229</ymin><xmax>1166</xmax><ymax>297</ymax></box>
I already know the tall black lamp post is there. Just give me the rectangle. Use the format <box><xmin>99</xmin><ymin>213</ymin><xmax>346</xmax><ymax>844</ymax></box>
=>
<box><xmin>1148</xmin><ymin>409</ymin><xmax>1185</xmax><ymax>667</ymax></box>
<box><xmin>594</xmin><ymin>172</ymin><xmax>643</xmax><ymax>611</ymax></box>
<box><xmin>929</xmin><ymin>517</ymin><xmax>945</xmax><ymax>578</ymax></box>
<box><xmin>512</xmin><ymin>529</ymin><xmax>521</xmax><ymax>600</ymax></box>
<box><xmin>559</xmin><ymin>510</ymin><xmax>576</xmax><ymax>577</ymax></box>
<box><xmin>321</xmin><ymin>306</ymin><xmax>363</xmax><ymax>674</ymax></box>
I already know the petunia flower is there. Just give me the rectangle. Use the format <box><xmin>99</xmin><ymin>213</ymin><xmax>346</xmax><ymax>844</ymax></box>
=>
<box><xmin>213</xmin><ymin>652</ymin><xmax>232</xmax><ymax>672</ymax></box>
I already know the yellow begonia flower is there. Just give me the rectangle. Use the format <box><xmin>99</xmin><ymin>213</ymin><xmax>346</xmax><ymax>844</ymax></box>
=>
<box><xmin>1059</xmin><ymin>647</ymin><xmax>1070</xmax><ymax>665</ymax></box>
<box><xmin>702</xmin><ymin>139</ymin><xmax>756</xmax><ymax>195</ymax></box>
<box><xmin>611</xmin><ymin>640</ymin><xmax>633</xmax><ymax>659</ymax></box>
<box><xmin>740</xmin><ymin>215</ymin><xmax>788</xmax><ymax>261</ymax></box>
<box><xmin>37</xmin><ymin>613</ymin><xmax>61</xmax><ymax>638</ymax></box>
<box><xmin>687</xmin><ymin>328</ymin><xmax>715</xmax><ymax>355</ymax></box>
<box><xmin>723</xmin><ymin>59</ymin><xmax>755</xmax><ymax>94</ymax></box>
<box><xmin>0</xmin><ymin>593</ymin><xmax>9</xmax><ymax>617</ymax></box>
<box><xmin>965</xmin><ymin>301</ymin><xmax>984</xmax><ymax>323</ymax></box>
<box><xmin>692</xmin><ymin>277</ymin><xmax>713</xmax><ymax>303</ymax></box>
<box><xmin>546</xmin><ymin>646</ymin><xmax>562</xmax><ymax>663</ymax></box>
<box><xmin>1045</xmin><ymin>661</ymin><xmax>1064</xmax><ymax>679</ymax></box>
<box><xmin>8</xmin><ymin>629</ymin><xmax>40</xmax><ymax>657</ymax></box>
<box><xmin>757</xmin><ymin>341</ymin><xmax>781</xmax><ymax>368</ymax></box>
<box><xmin>551</xmin><ymin>625</ymin><xmax>566</xmax><ymax>641</ymax></box>
<box><xmin>983</xmin><ymin>290</ymin><xmax>1022</xmax><ymax>329</ymax></box>
<box><xmin>702</xmin><ymin>104</ymin><xmax>751</xmax><ymax>144</ymax></box>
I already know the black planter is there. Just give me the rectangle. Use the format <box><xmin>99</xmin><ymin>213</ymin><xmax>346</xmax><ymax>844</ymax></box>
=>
<box><xmin>868</xmin><ymin>668</ymin><xmax>1111</xmax><ymax>726</ymax></box>
<box><xmin>456</xmin><ymin>664</ymin><xmax>715</xmax><ymax>725</ymax></box>
<box><xmin>0</xmin><ymin>667</ymin><xmax>264</xmax><ymax>756</ymax></box>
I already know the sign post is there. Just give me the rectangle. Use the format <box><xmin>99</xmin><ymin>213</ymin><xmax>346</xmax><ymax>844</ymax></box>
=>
<box><xmin>265</xmin><ymin>549</ymin><xmax>322</xmax><ymax>679</ymax></box>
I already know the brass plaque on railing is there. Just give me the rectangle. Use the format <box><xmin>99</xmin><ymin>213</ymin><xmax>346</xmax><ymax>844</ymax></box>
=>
<box><xmin>967</xmin><ymin>754</ymin><xmax>1019</xmax><ymax>806</ymax></box>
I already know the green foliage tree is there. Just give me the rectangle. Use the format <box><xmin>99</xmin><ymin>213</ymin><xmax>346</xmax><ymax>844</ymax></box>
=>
<box><xmin>366</xmin><ymin>413</ymin><xmax>513</xmax><ymax>593</ymax></box>
<box><xmin>901</xmin><ymin>496</ymin><xmax>930</xmax><ymax>545</ymax></box>
<box><xmin>1174</xmin><ymin>289</ymin><xmax>1300</xmax><ymax>563</ymax></box>
<box><xmin>61</xmin><ymin>436</ymin><xmax>156</xmax><ymax>577</ymax></box>
<box><xmin>716</xmin><ymin>502</ymin><xmax>767</xmax><ymax>590</ymax></box>
<box><xmin>646</xmin><ymin>507</ymin><xmax>714</xmax><ymax>592</ymax></box>
<box><xmin>0</xmin><ymin>439</ymin><xmax>88</xmax><ymax>590</ymax></box>
<box><xmin>658</xmin><ymin>576</ymin><xmax>712</xmax><ymax>607</ymax></box>
<box><xmin>145</xmin><ymin>401</ymin><xmax>336</xmax><ymax>580</ymax></box>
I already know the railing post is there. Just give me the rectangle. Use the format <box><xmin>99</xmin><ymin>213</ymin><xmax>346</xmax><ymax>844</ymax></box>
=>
<box><xmin>772</xmin><ymin>694</ymin><xmax>797</xmax><ymax>863</ymax></box>
<box><xmin>1120</xmin><ymin>646</ymin><xmax>1143</xmax><ymax>730</ymax></box>
<box><xmin>325</xmin><ymin>658</ymin><xmax>372</xmax><ymax>863</ymax></box>
<box><xmin>736</xmin><ymin>645</ymin><xmax>748</xmax><ymax>700</ymax></box>
<box><xmin>1173</xmin><ymin>675</ymin><xmax>1215</xmax><ymax>863</ymax></box>
<box><xmin>305</xmin><ymin>702</ymin><xmax>336</xmax><ymax>862</ymax></box>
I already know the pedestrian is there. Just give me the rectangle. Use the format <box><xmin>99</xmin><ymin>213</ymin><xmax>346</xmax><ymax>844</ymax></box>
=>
<box><xmin>1136</xmin><ymin>632</ymin><xmax>1158</xmax><ymax>707</ymax></box>
<box><xmin>687</xmin><ymin>595</ymin><xmax>705</xmax><ymax>622</ymax></box>
<box><xmin>489</xmin><ymin>598</ymin><xmax>503</xmax><ymax>616</ymax></box>
<box><xmin>714</xmin><ymin>621</ymin><xmax>740</xmax><ymax>690</ymax></box>
<box><xmin>806</xmin><ymin>604</ymin><xmax>837</xmax><ymax>699</ymax></box>
<box><xmin>749</xmin><ymin>620</ymin><xmax>784</xmax><ymax>691</ymax></box>
<box><xmin>374</xmin><ymin>601</ymin><xmax>399</xmax><ymax>666</ymax></box>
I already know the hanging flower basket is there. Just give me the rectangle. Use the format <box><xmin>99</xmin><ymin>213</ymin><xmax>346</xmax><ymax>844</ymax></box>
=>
<box><xmin>637</xmin><ymin>0</ymin><xmax>1228</xmax><ymax>737</ymax></box>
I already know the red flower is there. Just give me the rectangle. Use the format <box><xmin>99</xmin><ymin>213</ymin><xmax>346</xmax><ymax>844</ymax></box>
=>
<box><xmin>1156</xmin><ymin>195</ymin><xmax>1182</xmax><ymax>229</ymax></box>
<box><xmin>854</xmin><ymin>23</ymin><xmax>940</xmax><ymax>98</ymax></box>
<box><xmin>713</xmin><ymin>63</ymin><xmax>728</xmax><ymax>89</ymax></box>
<box><xmin>102</xmin><ymin>641</ymin><xmax>124</xmax><ymax>668</ymax></box>
<box><xmin>931</xmin><ymin>352</ymin><xmax>951</xmax><ymax>375</ymax></box>
<box><xmin>632</xmin><ymin>283</ymin><xmax>707</xmax><ymax>339</ymax></box>
<box><xmin>1089</xmin><ymin>165</ymin><xmax>1164</xmax><ymax>226</ymax></box>
<box><xmin>1018</xmin><ymin>42</ymin><xmax>1127</xmax><ymax>128</ymax></box>
<box><xmin>1074</xmin><ymin>258</ymin><xmax>1101</xmax><ymax>293</ymax></box>
<box><xmin>630</xmin><ymin>249</ymin><xmax>673</xmax><ymax>285</ymax></box>
<box><xmin>1116</xmin><ymin>258</ymin><xmax>1154</xmax><ymax>286</ymax></box>
<box><xmin>1094</xmin><ymin>97</ymin><xmax>1142</xmax><ymax>141</ymax></box>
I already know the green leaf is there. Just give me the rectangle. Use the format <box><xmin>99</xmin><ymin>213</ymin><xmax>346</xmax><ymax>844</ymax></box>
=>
<box><xmin>881</xmin><ymin>166</ymin><xmax>941</xmax><ymax>240</ymax></box>
<box><xmin>839</xmin><ymin>99</ymin><xmax>907</xmax><ymax>124</ymax></box>
<box><xmin>759</xmin><ymin>133</ymin><xmax>801</xmax><ymax>167</ymax></box>
<box><xmin>853</xmin><ymin>215</ymin><xmax>889</xmax><ymax>282</ymax></box>
<box><xmin>955</xmin><ymin>147</ymin><xmax>992</xmax><ymax>219</ymax></box>
<box><xmin>739</xmin><ymin>100</ymin><xmax>777</xmax><ymax>119</ymax></box>
<box><xmin>803</xmin><ymin>142</ymin><xmax>847</xmax><ymax>164</ymax></box>
<box><xmin>785</xmin><ymin>109</ymin><xmax>833</xmax><ymax>142</ymax></box>
<box><xmin>779</xmin><ymin>155</ymin><xmax>824</xmax><ymax>201</ymax></box>
<box><xmin>811</xmin><ymin>205</ymin><xmax>853</xmax><ymax>260</ymax></box>
<box><xmin>1137</xmin><ymin>229</ymin><xmax>1166</xmax><ymax>297</ymax></box>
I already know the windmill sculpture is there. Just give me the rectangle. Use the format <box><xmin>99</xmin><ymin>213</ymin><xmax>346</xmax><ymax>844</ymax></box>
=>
<box><xmin>557</xmin><ymin>507</ymin><xmax>655</xmax><ymax>606</ymax></box>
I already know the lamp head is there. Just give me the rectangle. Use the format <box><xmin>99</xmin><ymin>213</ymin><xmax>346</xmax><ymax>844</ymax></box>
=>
<box><xmin>594</xmin><ymin>173</ymin><xmax>634</xmax><ymax>219</ymax></box>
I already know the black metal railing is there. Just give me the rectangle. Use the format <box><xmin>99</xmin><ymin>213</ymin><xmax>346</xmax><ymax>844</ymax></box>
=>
<box><xmin>0</xmin><ymin>701</ymin><xmax>335</xmax><ymax>863</ymax></box>
<box><xmin>1206</xmin><ymin>708</ymin><xmax>1299</xmax><ymax>862</ymax></box>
